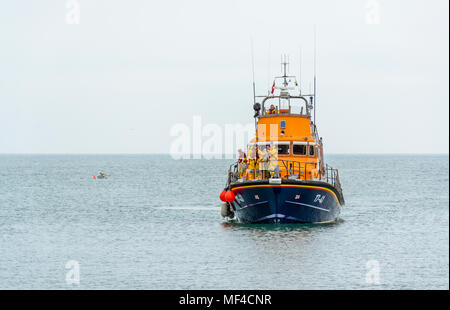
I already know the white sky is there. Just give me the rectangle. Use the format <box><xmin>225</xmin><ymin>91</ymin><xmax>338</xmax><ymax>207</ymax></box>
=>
<box><xmin>0</xmin><ymin>0</ymin><xmax>448</xmax><ymax>154</ymax></box>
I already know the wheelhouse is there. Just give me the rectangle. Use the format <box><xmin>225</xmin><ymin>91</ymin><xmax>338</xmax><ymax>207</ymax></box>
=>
<box><xmin>261</xmin><ymin>95</ymin><xmax>313</xmax><ymax>117</ymax></box>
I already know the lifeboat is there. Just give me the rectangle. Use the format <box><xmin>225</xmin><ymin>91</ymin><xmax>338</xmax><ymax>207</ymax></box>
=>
<box><xmin>220</xmin><ymin>57</ymin><xmax>344</xmax><ymax>223</ymax></box>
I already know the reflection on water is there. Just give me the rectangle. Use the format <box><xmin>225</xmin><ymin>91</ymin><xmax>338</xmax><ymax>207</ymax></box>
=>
<box><xmin>220</xmin><ymin>218</ymin><xmax>344</xmax><ymax>243</ymax></box>
<box><xmin>219</xmin><ymin>220</ymin><xmax>345</xmax><ymax>263</ymax></box>
<box><xmin>221</xmin><ymin>218</ymin><xmax>344</xmax><ymax>231</ymax></box>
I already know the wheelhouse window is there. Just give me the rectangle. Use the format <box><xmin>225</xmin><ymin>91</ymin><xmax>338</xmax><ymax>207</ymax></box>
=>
<box><xmin>255</xmin><ymin>142</ymin><xmax>290</xmax><ymax>155</ymax></box>
<box><xmin>276</xmin><ymin>142</ymin><xmax>290</xmax><ymax>155</ymax></box>
<box><xmin>293</xmin><ymin>142</ymin><xmax>307</xmax><ymax>156</ymax></box>
<box><xmin>309</xmin><ymin>144</ymin><xmax>316</xmax><ymax>157</ymax></box>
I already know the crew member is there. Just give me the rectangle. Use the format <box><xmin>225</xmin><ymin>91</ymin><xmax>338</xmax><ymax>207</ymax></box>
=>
<box><xmin>267</xmin><ymin>104</ymin><xmax>277</xmax><ymax>115</ymax></box>
<box><xmin>237</xmin><ymin>149</ymin><xmax>248</xmax><ymax>179</ymax></box>
<box><xmin>267</xmin><ymin>143</ymin><xmax>280</xmax><ymax>178</ymax></box>
<box><xmin>247</xmin><ymin>144</ymin><xmax>257</xmax><ymax>180</ymax></box>
<box><xmin>259</xmin><ymin>145</ymin><xmax>269</xmax><ymax>179</ymax></box>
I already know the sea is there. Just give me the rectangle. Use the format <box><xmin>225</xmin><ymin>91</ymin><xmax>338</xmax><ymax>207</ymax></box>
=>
<box><xmin>0</xmin><ymin>154</ymin><xmax>448</xmax><ymax>289</ymax></box>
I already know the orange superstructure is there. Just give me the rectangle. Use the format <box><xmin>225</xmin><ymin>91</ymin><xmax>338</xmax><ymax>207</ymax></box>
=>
<box><xmin>240</xmin><ymin>59</ymin><xmax>325</xmax><ymax>182</ymax></box>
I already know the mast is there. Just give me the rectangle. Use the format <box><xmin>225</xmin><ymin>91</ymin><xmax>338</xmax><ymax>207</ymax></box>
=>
<box><xmin>267</xmin><ymin>41</ymin><xmax>271</xmax><ymax>96</ymax></box>
<box><xmin>299</xmin><ymin>47</ymin><xmax>302</xmax><ymax>96</ymax></box>
<box><xmin>251</xmin><ymin>39</ymin><xmax>256</xmax><ymax>106</ymax></box>
<box><xmin>251</xmin><ymin>38</ymin><xmax>258</xmax><ymax>137</ymax></box>
<box><xmin>313</xmin><ymin>26</ymin><xmax>317</xmax><ymax>126</ymax></box>
<box><xmin>281</xmin><ymin>54</ymin><xmax>288</xmax><ymax>87</ymax></box>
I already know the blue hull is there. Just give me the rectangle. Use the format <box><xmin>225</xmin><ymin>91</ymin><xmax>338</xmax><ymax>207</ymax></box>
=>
<box><xmin>229</xmin><ymin>180</ymin><xmax>344</xmax><ymax>224</ymax></box>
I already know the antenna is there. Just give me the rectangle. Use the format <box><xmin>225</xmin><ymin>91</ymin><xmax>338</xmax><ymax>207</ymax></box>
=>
<box><xmin>267</xmin><ymin>41</ymin><xmax>271</xmax><ymax>96</ymax></box>
<box><xmin>287</xmin><ymin>55</ymin><xmax>290</xmax><ymax>74</ymax></box>
<box><xmin>251</xmin><ymin>38</ymin><xmax>256</xmax><ymax>106</ymax></box>
<box><xmin>313</xmin><ymin>25</ymin><xmax>317</xmax><ymax>126</ymax></box>
<box><xmin>280</xmin><ymin>55</ymin><xmax>282</xmax><ymax>74</ymax></box>
<box><xmin>299</xmin><ymin>46</ymin><xmax>302</xmax><ymax>95</ymax></box>
<box><xmin>281</xmin><ymin>54</ymin><xmax>288</xmax><ymax>87</ymax></box>
<box><xmin>251</xmin><ymin>38</ymin><xmax>257</xmax><ymax>135</ymax></box>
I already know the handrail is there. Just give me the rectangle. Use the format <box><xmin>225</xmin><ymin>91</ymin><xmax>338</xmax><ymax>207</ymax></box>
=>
<box><xmin>324</xmin><ymin>164</ymin><xmax>343</xmax><ymax>197</ymax></box>
<box><xmin>225</xmin><ymin>162</ymin><xmax>239</xmax><ymax>187</ymax></box>
<box><xmin>227</xmin><ymin>157</ymin><xmax>342</xmax><ymax>191</ymax></box>
<box><xmin>226</xmin><ymin>158</ymin><xmax>344</xmax><ymax>204</ymax></box>
<box><xmin>280</xmin><ymin>159</ymin><xmax>317</xmax><ymax>181</ymax></box>
<box><xmin>260</xmin><ymin>95</ymin><xmax>311</xmax><ymax>117</ymax></box>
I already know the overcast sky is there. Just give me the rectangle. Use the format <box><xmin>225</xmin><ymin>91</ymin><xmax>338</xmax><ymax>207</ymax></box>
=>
<box><xmin>0</xmin><ymin>0</ymin><xmax>448</xmax><ymax>154</ymax></box>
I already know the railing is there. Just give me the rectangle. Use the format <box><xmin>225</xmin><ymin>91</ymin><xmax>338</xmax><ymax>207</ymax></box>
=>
<box><xmin>225</xmin><ymin>159</ymin><xmax>344</xmax><ymax>203</ymax></box>
<box><xmin>260</xmin><ymin>95</ymin><xmax>312</xmax><ymax>117</ymax></box>
<box><xmin>227</xmin><ymin>162</ymin><xmax>239</xmax><ymax>185</ymax></box>
<box><xmin>280</xmin><ymin>159</ymin><xmax>318</xmax><ymax>181</ymax></box>
<box><xmin>325</xmin><ymin>164</ymin><xmax>344</xmax><ymax>199</ymax></box>
<box><xmin>325</xmin><ymin>164</ymin><xmax>337</xmax><ymax>186</ymax></box>
<box><xmin>227</xmin><ymin>158</ymin><xmax>339</xmax><ymax>186</ymax></box>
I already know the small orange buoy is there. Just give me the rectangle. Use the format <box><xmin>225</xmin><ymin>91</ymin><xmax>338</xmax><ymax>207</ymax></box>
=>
<box><xmin>225</xmin><ymin>190</ymin><xmax>235</xmax><ymax>202</ymax></box>
<box><xmin>219</xmin><ymin>190</ymin><xmax>227</xmax><ymax>202</ymax></box>
<box><xmin>93</xmin><ymin>175</ymin><xmax>96</xmax><ymax>179</ymax></box>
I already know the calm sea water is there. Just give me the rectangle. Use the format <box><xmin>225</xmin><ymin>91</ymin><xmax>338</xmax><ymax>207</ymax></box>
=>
<box><xmin>0</xmin><ymin>154</ymin><xmax>448</xmax><ymax>290</ymax></box>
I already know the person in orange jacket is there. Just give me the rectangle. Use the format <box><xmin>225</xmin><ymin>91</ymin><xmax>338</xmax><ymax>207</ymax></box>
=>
<box><xmin>247</xmin><ymin>144</ymin><xmax>259</xmax><ymax>180</ymax></box>
<box><xmin>267</xmin><ymin>104</ymin><xmax>277</xmax><ymax>115</ymax></box>
<box><xmin>237</xmin><ymin>149</ymin><xmax>248</xmax><ymax>178</ymax></box>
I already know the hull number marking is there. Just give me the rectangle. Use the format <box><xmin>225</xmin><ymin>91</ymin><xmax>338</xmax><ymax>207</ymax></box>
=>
<box><xmin>314</xmin><ymin>194</ymin><xmax>326</xmax><ymax>204</ymax></box>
